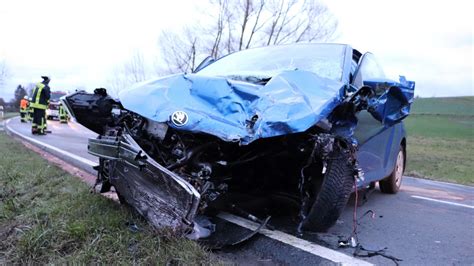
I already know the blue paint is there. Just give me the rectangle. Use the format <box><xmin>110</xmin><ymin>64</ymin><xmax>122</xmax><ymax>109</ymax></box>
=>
<box><xmin>119</xmin><ymin>44</ymin><xmax>415</xmax><ymax>154</ymax></box>
<box><xmin>365</xmin><ymin>77</ymin><xmax>415</xmax><ymax>127</ymax></box>
<box><xmin>120</xmin><ymin>71</ymin><xmax>345</xmax><ymax>144</ymax></box>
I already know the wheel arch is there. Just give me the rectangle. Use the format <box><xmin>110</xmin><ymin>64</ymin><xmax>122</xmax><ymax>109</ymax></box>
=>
<box><xmin>400</xmin><ymin>137</ymin><xmax>406</xmax><ymax>172</ymax></box>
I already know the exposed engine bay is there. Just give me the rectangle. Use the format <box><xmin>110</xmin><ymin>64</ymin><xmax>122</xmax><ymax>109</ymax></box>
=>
<box><xmin>60</xmin><ymin>44</ymin><xmax>415</xmax><ymax>242</ymax></box>
<box><xmin>62</xmin><ymin>87</ymin><xmax>376</xmax><ymax>239</ymax></box>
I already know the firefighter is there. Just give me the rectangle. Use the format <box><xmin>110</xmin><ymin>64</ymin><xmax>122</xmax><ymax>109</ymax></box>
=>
<box><xmin>59</xmin><ymin>103</ymin><xmax>68</xmax><ymax>123</ymax></box>
<box><xmin>30</xmin><ymin>76</ymin><xmax>51</xmax><ymax>135</ymax></box>
<box><xmin>19</xmin><ymin>96</ymin><xmax>29</xmax><ymax>122</ymax></box>
<box><xmin>27</xmin><ymin>97</ymin><xmax>34</xmax><ymax>122</ymax></box>
<box><xmin>44</xmin><ymin>109</ymin><xmax>48</xmax><ymax>131</ymax></box>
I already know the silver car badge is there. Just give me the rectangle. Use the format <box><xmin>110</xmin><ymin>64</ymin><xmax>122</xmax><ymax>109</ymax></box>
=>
<box><xmin>171</xmin><ymin>111</ymin><xmax>188</xmax><ymax>126</ymax></box>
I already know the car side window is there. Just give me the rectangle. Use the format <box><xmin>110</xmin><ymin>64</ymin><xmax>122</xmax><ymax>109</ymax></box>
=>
<box><xmin>352</xmin><ymin>53</ymin><xmax>386</xmax><ymax>88</ymax></box>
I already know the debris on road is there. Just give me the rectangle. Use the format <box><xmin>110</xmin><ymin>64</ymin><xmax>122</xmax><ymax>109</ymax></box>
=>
<box><xmin>338</xmin><ymin>183</ymin><xmax>403</xmax><ymax>265</ymax></box>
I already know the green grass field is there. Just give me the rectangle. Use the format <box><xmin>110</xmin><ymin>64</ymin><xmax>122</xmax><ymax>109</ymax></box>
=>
<box><xmin>409</xmin><ymin>96</ymin><xmax>474</xmax><ymax>116</ymax></box>
<box><xmin>0</xmin><ymin>133</ymin><xmax>215</xmax><ymax>264</ymax></box>
<box><xmin>404</xmin><ymin>96</ymin><xmax>474</xmax><ymax>185</ymax></box>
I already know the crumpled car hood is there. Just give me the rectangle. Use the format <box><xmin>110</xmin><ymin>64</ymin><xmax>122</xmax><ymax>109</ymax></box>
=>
<box><xmin>120</xmin><ymin>70</ymin><xmax>345</xmax><ymax>144</ymax></box>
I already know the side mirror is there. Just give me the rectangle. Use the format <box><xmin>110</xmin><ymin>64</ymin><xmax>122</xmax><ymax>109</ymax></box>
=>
<box><xmin>193</xmin><ymin>56</ymin><xmax>215</xmax><ymax>73</ymax></box>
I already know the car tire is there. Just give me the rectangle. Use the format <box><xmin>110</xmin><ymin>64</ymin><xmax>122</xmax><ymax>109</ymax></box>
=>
<box><xmin>379</xmin><ymin>147</ymin><xmax>405</xmax><ymax>194</ymax></box>
<box><xmin>302</xmin><ymin>149</ymin><xmax>354</xmax><ymax>232</ymax></box>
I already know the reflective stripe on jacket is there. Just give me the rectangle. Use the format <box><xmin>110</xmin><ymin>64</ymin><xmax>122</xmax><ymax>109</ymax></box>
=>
<box><xmin>30</xmin><ymin>82</ymin><xmax>50</xmax><ymax>109</ymax></box>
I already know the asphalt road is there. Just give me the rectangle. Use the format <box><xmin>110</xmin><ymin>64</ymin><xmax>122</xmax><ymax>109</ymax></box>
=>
<box><xmin>6</xmin><ymin>117</ymin><xmax>99</xmax><ymax>171</ymax></box>
<box><xmin>6</xmin><ymin>117</ymin><xmax>474</xmax><ymax>265</ymax></box>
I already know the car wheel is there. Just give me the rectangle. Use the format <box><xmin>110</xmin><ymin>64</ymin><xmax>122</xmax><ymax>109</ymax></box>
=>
<box><xmin>302</xmin><ymin>148</ymin><xmax>354</xmax><ymax>232</ymax></box>
<box><xmin>379</xmin><ymin>147</ymin><xmax>404</xmax><ymax>194</ymax></box>
<box><xmin>100</xmin><ymin>159</ymin><xmax>129</xmax><ymax>206</ymax></box>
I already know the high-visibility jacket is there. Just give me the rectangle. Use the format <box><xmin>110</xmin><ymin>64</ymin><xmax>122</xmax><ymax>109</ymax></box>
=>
<box><xmin>30</xmin><ymin>82</ymin><xmax>51</xmax><ymax>109</ymax></box>
<box><xmin>20</xmin><ymin>99</ymin><xmax>28</xmax><ymax>110</ymax></box>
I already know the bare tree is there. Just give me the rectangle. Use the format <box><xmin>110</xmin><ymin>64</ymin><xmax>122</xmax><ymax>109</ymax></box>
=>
<box><xmin>124</xmin><ymin>51</ymin><xmax>148</xmax><ymax>83</ymax></box>
<box><xmin>107</xmin><ymin>69</ymin><xmax>128</xmax><ymax>98</ymax></box>
<box><xmin>158</xmin><ymin>28</ymin><xmax>200</xmax><ymax>74</ymax></box>
<box><xmin>264</xmin><ymin>0</ymin><xmax>337</xmax><ymax>45</ymax></box>
<box><xmin>108</xmin><ymin>51</ymin><xmax>150</xmax><ymax>97</ymax></box>
<box><xmin>157</xmin><ymin>0</ymin><xmax>338</xmax><ymax>74</ymax></box>
<box><xmin>0</xmin><ymin>59</ymin><xmax>11</xmax><ymax>89</ymax></box>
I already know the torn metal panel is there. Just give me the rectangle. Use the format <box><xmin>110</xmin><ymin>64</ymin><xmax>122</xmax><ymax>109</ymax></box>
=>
<box><xmin>61</xmin><ymin>88</ymin><xmax>120</xmax><ymax>135</ymax></box>
<box><xmin>365</xmin><ymin>76</ymin><xmax>415</xmax><ymax>126</ymax></box>
<box><xmin>89</xmin><ymin>133</ymin><xmax>200</xmax><ymax>233</ymax></box>
<box><xmin>64</xmin><ymin>43</ymin><xmax>416</xmax><ymax>238</ymax></box>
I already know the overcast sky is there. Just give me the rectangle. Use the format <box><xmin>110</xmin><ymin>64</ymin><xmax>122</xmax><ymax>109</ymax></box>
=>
<box><xmin>0</xmin><ymin>0</ymin><xmax>472</xmax><ymax>100</ymax></box>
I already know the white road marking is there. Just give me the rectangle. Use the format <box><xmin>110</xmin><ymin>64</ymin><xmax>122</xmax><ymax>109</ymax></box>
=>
<box><xmin>404</xmin><ymin>176</ymin><xmax>474</xmax><ymax>190</ymax></box>
<box><xmin>218</xmin><ymin>212</ymin><xmax>372</xmax><ymax>266</ymax></box>
<box><xmin>7</xmin><ymin>117</ymin><xmax>371</xmax><ymax>265</ymax></box>
<box><xmin>411</xmin><ymin>195</ymin><xmax>474</xmax><ymax>209</ymax></box>
<box><xmin>5</xmin><ymin>118</ymin><xmax>97</xmax><ymax>167</ymax></box>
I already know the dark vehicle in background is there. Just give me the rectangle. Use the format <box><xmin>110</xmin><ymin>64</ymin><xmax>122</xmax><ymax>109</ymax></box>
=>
<box><xmin>63</xmin><ymin>43</ymin><xmax>414</xmax><ymax>238</ymax></box>
<box><xmin>47</xmin><ymin>91</ymin><xmax>67</xmax><ymax>120</ymax></box>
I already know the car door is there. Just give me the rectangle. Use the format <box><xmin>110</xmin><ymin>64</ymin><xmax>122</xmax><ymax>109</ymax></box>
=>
<box><xmin>352</xmin><ymin>53</ymin><xmax>396</xmax><ymax>184</ymax></box>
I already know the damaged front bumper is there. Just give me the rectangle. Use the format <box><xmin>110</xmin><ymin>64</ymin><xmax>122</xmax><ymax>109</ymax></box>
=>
<box><xmin>89</xmin><ymin>133</ymin><xmax>200</xmax><ymax>233</ymax></box>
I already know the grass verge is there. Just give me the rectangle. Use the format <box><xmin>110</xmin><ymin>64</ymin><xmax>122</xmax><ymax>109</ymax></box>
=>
<box><xmin>0</xmin><ymin>133</ymin><xmax>216</xmax><ymax>264</ymax></box>
<box><xmin>0</xmin><ymin>112</ymin><xmax>20</xmax><ymax>122</ymax></box>
<box><xmin>0</xmin><ymin>112</ymin><xmax>18</xmax><ymax>121</ymax></box>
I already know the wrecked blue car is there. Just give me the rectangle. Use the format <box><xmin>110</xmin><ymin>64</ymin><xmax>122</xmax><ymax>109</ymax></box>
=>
<box><xmin>63</xmin><ymin>43</ymin><xmax>415</xmax><ymax>238</ymax></box>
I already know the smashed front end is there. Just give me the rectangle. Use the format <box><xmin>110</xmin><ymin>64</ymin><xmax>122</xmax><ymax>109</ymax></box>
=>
<box><xmin>63</xmin><ymin>72</ymin><xmax>415</xmax><ymax>239</ymax></box>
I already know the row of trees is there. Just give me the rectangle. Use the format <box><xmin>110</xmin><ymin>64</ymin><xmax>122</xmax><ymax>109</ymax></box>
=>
<box><xmin>110</xmin><ymin>0</ymin><xmax>337</xmax><ymax>96</ymax></box>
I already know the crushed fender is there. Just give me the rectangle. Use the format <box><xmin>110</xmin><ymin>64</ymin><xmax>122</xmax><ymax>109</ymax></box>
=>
<box><xmin>62</xmin><ymin>43</ymin><xmax>415</xmax><ymax>242</ymax></box>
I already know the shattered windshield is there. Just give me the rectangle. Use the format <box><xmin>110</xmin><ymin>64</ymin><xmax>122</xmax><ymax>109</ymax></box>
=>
<box><xmin>196</xmin><ymin>43</ymin><xmax>346</xmax><ymax>81</ymax></box>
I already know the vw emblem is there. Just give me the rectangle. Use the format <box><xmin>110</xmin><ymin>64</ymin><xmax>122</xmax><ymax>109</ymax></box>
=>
<box><xmin>171</xmin><ymin>111</ymin><xmax>188</xmax><ymax>126</ymax></box>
